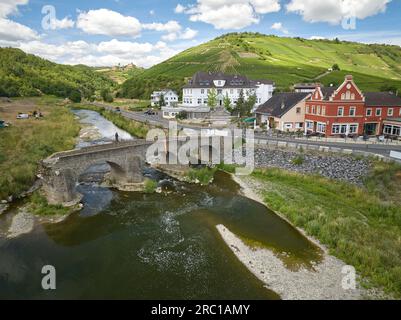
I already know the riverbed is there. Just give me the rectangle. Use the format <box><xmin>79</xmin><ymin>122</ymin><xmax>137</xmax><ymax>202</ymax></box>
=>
<box><xmin>0</xmin><ymin>109</ymin><xmax>352</xmax><ymax>300</ymax></box>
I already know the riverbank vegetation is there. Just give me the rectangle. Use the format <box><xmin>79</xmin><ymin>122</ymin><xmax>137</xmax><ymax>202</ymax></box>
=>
<box><xmin>249</xmin><ymin>162</ymin><xmax>401</xmax><ymax>298</ymax></box>
<box><xmin>0</xmin><ymin>98</ymin><xmax>80</xmax><ymax>200</ymax></box>
<box><xmin>28</xmin><ymin>192</ymin><xmax>73</xmax><ymax>216</ymax></box>
<box><xmin>186</xmin><ymin>167</ymin><xmax>217</xmax><ymax>185</ymax></box>
<box><xmin>71</xmin><ymin>104</ymin><xmax>149</xmax><ymax>138</ymax></box>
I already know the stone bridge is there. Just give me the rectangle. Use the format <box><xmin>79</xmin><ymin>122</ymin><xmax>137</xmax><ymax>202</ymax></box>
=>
<box><xmin>40</xmin><ymin>140</ymin><xmax>152</xmax><ymax>205</ymax></box>
<box><xmin>40</xmin><ymin>137</ymin><xmax>227</xmax><ymax>205</ymax></box>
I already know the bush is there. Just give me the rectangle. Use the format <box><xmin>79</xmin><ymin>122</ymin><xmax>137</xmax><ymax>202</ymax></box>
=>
<box><xmin>68</xmin><ymin>90</ymin><xmax>82</xmax><ymax>103</ymax></box>
<box><xmin>144</xmin><ymin>179</ymin><xmax>158</xmax><ymax>193</ymax></box>
<box><xmin>187</xmin><ymin>167</ymin><xmax>216</xmax><ymax>185</ymax></box>
<box><xmin>292</xmin><ymin>155</ymin><xmax>305</xmax><ymax>166</ymax></box>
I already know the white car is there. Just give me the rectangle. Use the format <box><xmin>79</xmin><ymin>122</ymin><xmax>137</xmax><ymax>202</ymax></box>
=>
<box><xmin>16</xmin><ymin>113</ymin><xmax>29</xmax><ymax>119</ymax></box>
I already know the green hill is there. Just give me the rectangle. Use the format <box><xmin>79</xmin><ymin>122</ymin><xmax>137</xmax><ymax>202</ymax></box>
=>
<box><xmin>94</xmin><ymin>64</ymin><xmax>144</xmax><ymax>85</ymax></box>
<box><xmin>0</xmin><ymin>48</ymin><xmax>114</xmax><ymax>100</ymax></box>
<box><xmin>119</xmin><ymin>33</ymin><xmax>401</xmax><ymax>99</ymax></box>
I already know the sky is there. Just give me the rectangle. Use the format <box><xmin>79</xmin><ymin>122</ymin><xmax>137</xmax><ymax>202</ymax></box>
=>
<box><xmin>1</xmin><ymin>0</ymin><xmax>401</xmax><ymax>68</ymax></box>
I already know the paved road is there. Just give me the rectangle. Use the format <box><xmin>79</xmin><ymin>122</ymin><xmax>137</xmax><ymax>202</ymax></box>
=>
<box><xmin>93</xmin><ymin>102</ymin><xmax>401</xmax><ymax>157</ymax></box>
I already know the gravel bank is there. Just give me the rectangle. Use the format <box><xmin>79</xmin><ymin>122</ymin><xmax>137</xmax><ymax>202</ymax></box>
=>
<box><xmin>7</xmin><ymin>209</ymin><xmax>34</xmax><ymax>239</ymax></box>
<box><xmin>217</xmin><ymin>224</ymin><xmax>362</xmax><ymax>300</ymax></box>
<box><xmin>227</xmin><ymin>174</ymin><xmax>367</xmax><ymax>300</ymax></box>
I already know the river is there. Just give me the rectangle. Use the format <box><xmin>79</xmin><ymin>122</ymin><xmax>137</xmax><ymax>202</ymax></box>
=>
<box><xmin>0</xmin><ymin>109</ymin><xmax>322</xmax><ymax>299</ymax></box>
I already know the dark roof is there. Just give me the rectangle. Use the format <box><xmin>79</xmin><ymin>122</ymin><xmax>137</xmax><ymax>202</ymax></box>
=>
<box><xmin>255</xmin><ymin>92</ymin><xmax>310</xmax><ymax>117</ymax></box>
<box><xmin>365</xmin><ymin>92</ymin><xmax>401</xmax><ymax>107</ymax></box>
<box><xmin>183</xmin><ymin>71</ymin><xmax>273</xmax><ymax>89</ymax></box>
<box><xmin>320</xmin><ymin>87</ymin><xmax>337</xmax><ymax>100</ymax></box>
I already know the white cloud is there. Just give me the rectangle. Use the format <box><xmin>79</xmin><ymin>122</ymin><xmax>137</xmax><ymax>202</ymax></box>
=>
<box><xmin>0</xmin><ymin>0</ymin><xmax>40</xmax><ymax>41</ymax></box>
<box><xmin>149</xmin><ymin>10</ymin><xmax>155</xmax><ymax>15</ymax></box>
<box><xmin>178</xmin><ymin>0</ymin><xmax>280</xmax><ymax>29</ymax></box>
<box><xmin>180</xmin><ymin>28</ymin><xmax>198</xmax><ymax>40</ymax></box>
<box><xmin>5</xmin><ymin>38</ymin><xmax>181</xmax><ymax>68</ymax></box>
<box><xmin>52</xmin><ymin>17</ymin><xmax>75</xmax><ymax>30</ymax></box>
<box><xmin>0</xmin><ymin>18</ymin><xmax>39</xmax><ymax>41</ymax></box>
<box><xmin>76</xmin><ymin>9</ymin><xmax>142</xmax><ymax>37</ymax></box>
<box><xmin>175</xmin><ymin>4</ymin><xmax>186</xmax><ymax>13</ymax></box>
<box><xmin>271</xmin><ymin>22</ymin><xmax>289</xmax><ymax>34</ymax></box>
<box><xmin>143</xmin><ymin>20</ymin><xmax>182</xmax><ymax>33</ymax></box>
<box><xmin>0</xmin><ymin>0</ymin><xmax>28</xmax><ymax>18</ymax></box>
<box><xmin>286</xmin><ymin>0</ymin><xmax>391</xmax><ymax>24</ymax></box>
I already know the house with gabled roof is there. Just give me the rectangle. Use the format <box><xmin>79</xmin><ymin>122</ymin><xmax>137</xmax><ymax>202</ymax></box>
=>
<box><xmin>255</xmin><ymin>92</ymin><xmax>310</xmax><ymax>132</ymax></box>
<box><xmin>305</xmin><ymin>75</ymin><xmax>401</xmax><ymax>137</ymax></box>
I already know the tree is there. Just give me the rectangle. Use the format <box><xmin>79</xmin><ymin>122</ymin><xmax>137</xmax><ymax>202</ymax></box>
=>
<box><xmin>332</xmin><ymin>63</ymin><xmax>340</xmax><ymax>71</ymax></box>
<box><xmin>159</xmin><ymin>94</ymin><xmax>165</xmax><ymax>107</ymax></box>
<box><xmin>101</xmin><ymin>88</ymin><xmax>114</xmax><ymax>103</ymax></box>
<box><xmin>223</xmin><ymin>93</ymin><xmax>233</xmax><ymax>113</ymax></box>
<box><xmin>69</xmin><ymin>89</ymin><xmax>82</xmax><ymax>103</ymax></box>
<box><xmin>244</xmin><ymin>91</ymin><xmax>257</xmax><ymax>116</ymax></box>
<box><xmin>207</xmin><ymin>88</ymin><xmax>217</xmax><ymax>109</ymax></box>
<box><xmin>234</xmin><ymin>89</ymin><xmax>246</xmax><ymax>116</ymax></box>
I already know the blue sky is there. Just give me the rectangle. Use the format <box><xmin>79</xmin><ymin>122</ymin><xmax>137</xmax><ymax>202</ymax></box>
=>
<box><xmin>1</xmin><ymin>0</ymin><xmax>401</xmax><ymax>67</ymax></box>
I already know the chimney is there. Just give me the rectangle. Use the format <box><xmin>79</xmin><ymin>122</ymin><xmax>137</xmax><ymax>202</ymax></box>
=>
<box><xmin>345</xmin><ymin>75</ymin><xmax>353</xmax><ymax>81</ymax></box>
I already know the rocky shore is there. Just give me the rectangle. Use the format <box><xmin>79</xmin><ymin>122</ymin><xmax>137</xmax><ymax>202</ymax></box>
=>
<box><xmin>227</xmin><ymin>174</ymin><xmax>368</xmax><ymax>300</ymax></box>
<box><xmin>254</xmin><ymin>148</ymin><xmax>371</xmax><ymax>184</ymax></box>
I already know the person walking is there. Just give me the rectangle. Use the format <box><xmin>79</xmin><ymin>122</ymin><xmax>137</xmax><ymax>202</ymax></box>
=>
<box><xmin>115</xmin><ymin>132</ymin><xmax>119</xmax><ymax>142</ymax></box>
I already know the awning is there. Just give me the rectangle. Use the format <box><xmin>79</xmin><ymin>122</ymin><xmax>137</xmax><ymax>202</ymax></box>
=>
<box><xmin>243</xmin><ymin>117</ymin><xmax>256</xmax><ymax>123</ymax></box>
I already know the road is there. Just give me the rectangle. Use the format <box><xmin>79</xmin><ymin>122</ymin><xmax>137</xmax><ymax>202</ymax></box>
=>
<box><xmin>93</xmin><ymin>102</ymin><xmax>401</xmax><ymax>157</ymax></box>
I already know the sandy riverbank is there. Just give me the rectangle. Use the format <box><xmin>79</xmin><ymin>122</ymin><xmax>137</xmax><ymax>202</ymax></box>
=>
<box><xmin>224</xmin><ymin>174</ymin><xmax>366</xmax><ymax>300</ymax></box>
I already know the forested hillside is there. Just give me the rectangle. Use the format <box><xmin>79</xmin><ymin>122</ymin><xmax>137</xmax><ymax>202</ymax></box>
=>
<box><xmin>119</xmin><ymin>33</ymin><xmax>401</xmax><ymax>99</ymax></box>
<box><xmin>0</xmin><ymin>48</ymin><xmax>114</xmax><ymax>101</ymax></box>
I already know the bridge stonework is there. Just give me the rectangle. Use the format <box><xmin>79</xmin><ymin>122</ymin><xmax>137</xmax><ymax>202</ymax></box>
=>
<box><xmin>40</xmin><ymin>141</ymin><xmax>152</xmax><ymax>205</ymax></box>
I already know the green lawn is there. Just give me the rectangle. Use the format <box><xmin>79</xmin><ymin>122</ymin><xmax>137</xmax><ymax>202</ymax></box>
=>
<box><xmin>0</xmin><ymin>98</ymin><xmax>80</xmax><ymax>200</ymax></box>
<box><xmin>250</xmin><ymin>162</ymin><xmax>401</xmax><ymax>298</ymax></box>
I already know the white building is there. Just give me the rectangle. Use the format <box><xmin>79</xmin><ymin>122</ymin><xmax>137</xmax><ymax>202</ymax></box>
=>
<box><xmin>151</xmin><ymin>89</ymin><xmax>178</xmax><ymax>107</ymax></box>
<box><xmin>162</xmin><ymin>72</ymin><xmax>275</xmax><ymax>119</ymax></box>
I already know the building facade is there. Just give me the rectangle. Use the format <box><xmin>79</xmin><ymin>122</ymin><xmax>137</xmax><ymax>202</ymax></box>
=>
<box><xmin>151</xmin><ymin>89</ymin><xmax>179</xmax><ymax>107</ymax></box>
<box><xmin>305</xmin><ymin>75</ymin><xmax>401</xmax><ymax>137</ymax></box>
<box><xmin>181</xmin><ymin>71</ymin><xmax>274</xmax><ymax>109</ymax></box>
<box><xmin>255</xmin><ymin>92</ymin><xmax>310</xmax><ymax>132</ymax></box>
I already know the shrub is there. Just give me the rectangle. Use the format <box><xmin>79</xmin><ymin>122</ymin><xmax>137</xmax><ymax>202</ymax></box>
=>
<box><xmin>144</xmin><ymin>179</ymin><xmax>158</xmax><ymax>193</ymax></box>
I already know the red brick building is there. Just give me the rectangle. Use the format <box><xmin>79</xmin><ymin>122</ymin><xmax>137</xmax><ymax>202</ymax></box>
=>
<box><xmin>304</xmin><ymin>75</ymin><xmax>401</xmax><ymax>137</ymax></box>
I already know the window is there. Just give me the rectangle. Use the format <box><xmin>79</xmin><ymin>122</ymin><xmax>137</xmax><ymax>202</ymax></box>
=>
<box><xmin>349</xmin><ymin>107</ymin><xmax>356</xmax><ymax>116</ymax></box>
<box><xmin>284</xmin><ymin>123</ymin><xmax>293</xmax><ymax>129</ymax></box>
<box><xmin>341</xmin><ymin>93</ymin><xmax>345</xmax><ymax>100</ymax></box>
<box><xmin>332</xmin><ymin>124</ymin><xmax>347</xmax><ymax>134</ymax></box>
<box><xmin>217</xmin><ymin>89</ymin><xmax>222</xmax><ymax>94</ymax></box>
<box><xmin>351</xmin><ymin>93</ymin><xmax>355</xmax><ymax>100</ymax></box>
<box><xmin>306</xmin><ymin>106</ymin><xmax>310</xmax><ymax>114</ymax></box>
<box><xmin>317</xmin><ymin>123</ymin><xmax>326</xmax><ymax>133</ymax></box>
<box><xmin>296</xmin><ymin>107</ymin><xmax>301</xmax><ymax>114</ymax></box>
<box><xmin>312</xmin><ymin>105</ymin><xmax>315</xmax><ymax>114</ymax></box>
<box><xmin>322</xmin><ymin>106</ymin><xmax>326</xmax><ymax>116</ymax></box>
<box><xmin>349</xmin><ymin>124</ymin><xmax>358</xmax><ymax>134</ymax></box>
<box><xmin>198</xmin><ymin>98</ymin><xmax>202</xmax><ymax>104</ymax></box>
<box><xmin>338</xmin><ymin>107</ymin><xmax>344</xmax><ymax>116</ymax></box>
<box><xmin>296</xmin><ymin>122</ymin><xmax>303</xmax><ymax>129</ymax></box>
<box><xmin>230</xmin><ymin>89</ymin><xmax>233</xmax><ymax>94</ymax></box>
<box><xmin>306</xmin><ymin>121</ymin><xmax>314</xmax><ymax>130</ymax></box>
<box><xmin>388</xmin><ymin>108</ymin><xmax>394</xmax><ymax>116</ymax></box>
<box><xmin>201</xmin><ymin>89</ymin><xmax>205</xmax><ymax>94</ymax></box>
<box><xmin>346</xmin><ymin>91</ymin><xmax>351</xmax><ymax>100</ymax></box>
<box><xmin>376</xmin><ymin>108</ymin><xmax>382</xmax><ymax>116</ymax></box>
<box><xmin>366</xmin><ymin>109</ymin><xmax>372</xmax><ymax>116</ymax></box>
<box><xmin>317</xmin><ymin>106</ymin><xmax>321</xmax><ymax>115</ymax></box>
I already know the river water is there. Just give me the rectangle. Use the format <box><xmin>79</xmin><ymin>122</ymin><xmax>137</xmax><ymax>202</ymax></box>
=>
<box><xmin>0</xmin><ymin>110</ymin><xmax>322</xmax><ymax>299</ymax></box>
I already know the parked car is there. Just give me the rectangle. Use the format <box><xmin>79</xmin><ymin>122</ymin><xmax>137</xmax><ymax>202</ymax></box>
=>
<box><xmin>115</xmin><ymin>107</ymin><xmax>121</xmax><ymax>113</ymax></box>
<box><xmin>144</xmin><ymin>109</ymin><xmax>156</xmax><ymax>116</ymax></box>
<box><xmin>16</xmin><ymin>113</ymin><xmax>29</xmax><ymax>119</ymax></box>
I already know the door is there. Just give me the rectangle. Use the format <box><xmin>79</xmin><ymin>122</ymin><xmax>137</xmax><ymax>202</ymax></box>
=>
<box><xmin>364</xmin><ymin>123</ymin><xmax>377</xmax><ymax>136</ymax></box>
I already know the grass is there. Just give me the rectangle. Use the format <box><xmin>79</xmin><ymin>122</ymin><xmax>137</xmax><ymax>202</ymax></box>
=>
<box><xmin>71</xmin><ymin>104</ymin><xmax>150</xmax><ymax>138</ymax></box>
<box><xmin>28</xmin><ymin>192</ymin><xmax>74</xmax><ymax>216</ymax></box>
<box><xmin>250</xmin><ymin>162</ymin><xmax>401</xmax><ymax>298</ymax></box>
<box><xmin>186</xmin><ymin>167</ymin><xmax>217</xmax><ymax>185</ymax></box>
<box><xmin>144</xmin><ymin>179</ymin><xmax>158</xmax><ymax>194</ymax></box>
<box><xmin>292</xmin><ymin>155</ymin><xmax>305</xmax><ymax>166</ymax></box>
<box><xmin>0</xmin><ymin>99</ymin><xmax>80</xmax><ymax>200</ymax></box>
<box><xmin>120</xmin><ymin>33</ymin><xmax>401</xmax><ymax>98</ymax></box>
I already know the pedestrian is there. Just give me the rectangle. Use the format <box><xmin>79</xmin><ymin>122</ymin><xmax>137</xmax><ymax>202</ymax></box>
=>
<box><xmin>115</xmin><ymin>132</ymin><xmax>119</xmax><ymax>142</ymax></box>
